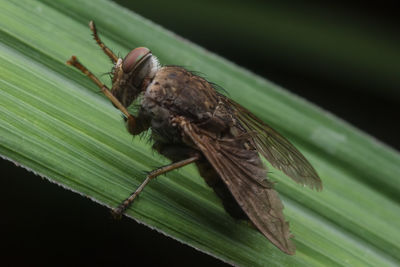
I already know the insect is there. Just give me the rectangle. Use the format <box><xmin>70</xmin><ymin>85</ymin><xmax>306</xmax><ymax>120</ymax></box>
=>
<box><xmin>67</xmin><ymin>21</ymin><xmax>322</xmax><ymax>255</ymax></box>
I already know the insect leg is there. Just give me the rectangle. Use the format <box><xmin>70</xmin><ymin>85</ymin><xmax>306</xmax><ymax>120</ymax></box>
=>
<box><xmin>89</xmin><ymin>21</ymin><xmax>118</xmax><ymax>63</ymax></box>
<box><xmin>66</xmin><ymin>56</ymin><xmax>135</xmax><ymax>124</ymax></box>
<box><xmin>112</xmin><ymin>154</ymin><xmax>200</xmax><ymax>217</ymax></box>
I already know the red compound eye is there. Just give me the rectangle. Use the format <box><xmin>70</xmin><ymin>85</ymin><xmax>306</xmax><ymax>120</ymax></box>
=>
<box><xmin>122</xmin><ymin>47</ymin><xmax>151</xmax><ymax>73</ymax></box>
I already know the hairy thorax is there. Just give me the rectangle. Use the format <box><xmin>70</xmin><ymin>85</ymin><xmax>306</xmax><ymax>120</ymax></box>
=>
<box><xmin>141</xmin><ymin>66</ymin><xmax>229</xmax><ymax>143</ymax></box>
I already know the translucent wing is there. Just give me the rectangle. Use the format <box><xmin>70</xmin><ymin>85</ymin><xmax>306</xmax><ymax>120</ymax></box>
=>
<box><xmin>176</xmin><ymin>117</ymin><xmax>296</xmax><ymax>255</ymax></box>
<box><xmin>221</xmin><ymin>95</ymin><xmax>322</xmax><ymax>191</ymax></box>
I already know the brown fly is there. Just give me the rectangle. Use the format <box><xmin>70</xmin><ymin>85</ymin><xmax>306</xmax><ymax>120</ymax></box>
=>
<box><xmin>67</xmin><ymin>21</ymin><xmax>322</xmax><ymax>255</ymax></box>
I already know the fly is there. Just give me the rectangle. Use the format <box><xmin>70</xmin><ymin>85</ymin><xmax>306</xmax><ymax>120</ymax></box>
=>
<box><xmin>67</xmin><ymin>21</ymin><xmax>322</xmax><ymax>255</ymax></box>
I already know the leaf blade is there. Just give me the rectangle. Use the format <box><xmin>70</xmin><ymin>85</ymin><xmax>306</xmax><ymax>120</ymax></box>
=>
<box><xmin>0</xmin><ymin>0</ymin><xmax>399</xmax><ymax>266</ymax></box>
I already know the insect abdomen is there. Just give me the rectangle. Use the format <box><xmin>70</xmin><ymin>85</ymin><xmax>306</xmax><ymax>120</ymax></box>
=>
<box><xmin>196</xmin><ymin>160</ymin><xmax>248</xmax><ymax>220</ymax></box>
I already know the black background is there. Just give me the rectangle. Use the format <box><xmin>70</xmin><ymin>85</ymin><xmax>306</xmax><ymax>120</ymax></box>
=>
<box><xmin>2</xmin><ymin>1</ymin><xmax>399</xmax><ymax>266</ymax></box>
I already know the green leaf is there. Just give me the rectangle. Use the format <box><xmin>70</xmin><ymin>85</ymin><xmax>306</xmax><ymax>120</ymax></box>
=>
<box><xmin>1</xmin><ymin>0</ymin><xmax>399</xmax><ymax>266</ymax></box>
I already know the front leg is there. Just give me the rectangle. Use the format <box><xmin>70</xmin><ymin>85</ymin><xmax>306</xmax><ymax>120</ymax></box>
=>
<box><xmin>125</xmin><ymin>108</ymin><xmax>151</xmax><ymax>135</ymax></box>
<box><xmin>67</xmin><ymin>56</ymin><xmax>150</xmax><ymax>136</ymax></box>
<box><xmin>67</xmin><ymin>56</ymin><xmax>131</xmax><ymax>117</ymax></box>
